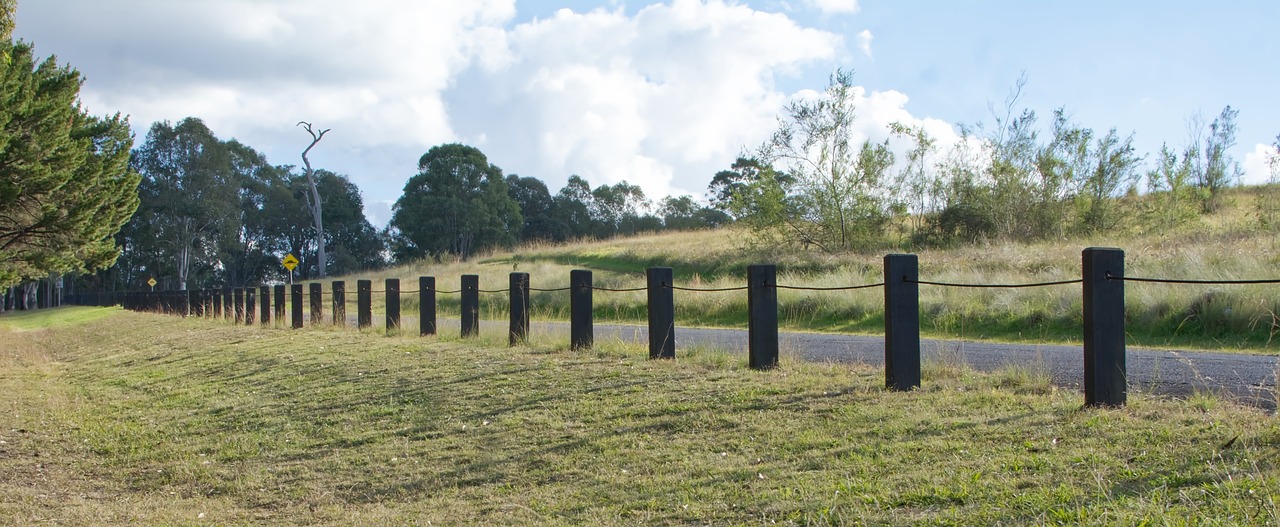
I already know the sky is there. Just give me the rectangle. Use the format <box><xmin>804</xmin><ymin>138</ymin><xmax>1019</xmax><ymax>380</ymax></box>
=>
<box><xmin>14</xmin><ymin>0</ymin><xmax>1280</xmax><ymax>227</ymax></box>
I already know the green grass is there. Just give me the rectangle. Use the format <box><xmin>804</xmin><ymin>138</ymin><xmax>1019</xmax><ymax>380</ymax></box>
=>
<box><xmin>3</xmin><ymin>308</ymin><xmax>1280</xmax><ymax>525</ymax></box>
<box><xmin>0</xmin><ymin>305</ymin><xmax>121</xmax><ymax>331</ymax></box>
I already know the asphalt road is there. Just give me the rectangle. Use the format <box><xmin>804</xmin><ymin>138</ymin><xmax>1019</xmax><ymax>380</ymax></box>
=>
<box><xmin>434</xmin><ymin>318</ymin><xmax>1278</xmax><ymax>410</ymax></box>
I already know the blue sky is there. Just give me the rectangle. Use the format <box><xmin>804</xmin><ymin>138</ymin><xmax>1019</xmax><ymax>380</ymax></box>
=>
<box><xmin>14</xmin><ymin>1</ymin><xmax>1279</xmax><ymax>226</ymax></box>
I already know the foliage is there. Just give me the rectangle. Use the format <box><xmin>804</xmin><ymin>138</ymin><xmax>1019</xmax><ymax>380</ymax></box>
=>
<box><xmin>707</xmin><ymin>157</ymin><xmax>798</xmax><ymax>247</ymax></box>
<box><xmin>507</xmin><ymin>174</ymin><xmax>567</xmax><ymax>242</ymax></box>
<box><xmin>1186</xmin><ymin>106</ymin><xmax>1244</xmax><ymax>213</ymax></box>
<box><xmin>117</xmin><ymin>118</ymin><xmax>383</xmax><ymax>290</ymax></box>
<box><xmin>762</xmin><ymin>69</ymin><xmax>895</xmax><ymax>251</ymax></box>
<box><xmin>657</xmin><ymin>195</ymin><xmax>729</xmax><ymax>231</ymax></box>
<box><xmin>1144</xmin><ymin>143</ymin><xmax>1203</xmax><ymax>231</ymax></box>
<box><xmin>126</xmin><ymin>118</ymin><xmax>247</xmax><ymax>290</ymax></box>
<box><xmin>0</xmin><ymin>33</ymin><xmax>140</xmax><ymax>288</ymax></box>
<box><xmin>390</xmin><ymin>143</ymin><xmax>521</xmax><ymax>261</ymax></box>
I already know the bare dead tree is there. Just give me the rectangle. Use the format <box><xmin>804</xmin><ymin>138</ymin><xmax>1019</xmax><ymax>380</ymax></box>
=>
<box><xmin>298</xmin><ymin>121</ymin><xmax>331</xmax><ymax>278</ymax></box>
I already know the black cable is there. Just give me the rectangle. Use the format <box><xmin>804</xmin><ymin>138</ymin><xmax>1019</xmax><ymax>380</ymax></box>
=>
<box><xmin>1107</xmin><ymin>274</ymin><xmax>1280</xmax><ymax>285</ymax></box>
<box><xmin>591</xmin><ymin>286</ymin><xmax>648</xmax><ymax>292</ymax></box>
<box><xmin>907</xmin><ymin>278</ymin><xmax>1082</xmax><ymax>289</ymax></box>
<box><xmin>666</xmin><ymin>285</ymin><xmax>750</xmax><ymax>292</ymax></box>
<box><xmin>529</xmin><ymin>286</ymin><xmax>573</xmax><ymax>292</ymax></box>
<box><xmin>772</xmin><ymin>283</ymin><xmax>885</xmax><ymax>291</ymax></box>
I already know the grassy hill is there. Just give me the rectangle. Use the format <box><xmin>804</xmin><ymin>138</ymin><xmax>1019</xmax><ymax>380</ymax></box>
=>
<box><xmin>332</xmin><ymin>185</ymin><xmax>1280</xmax><ymax>353</ymax></box>
<box><xmin>1</xmin><ymin>307</ymin><xmax>1277</xmax><ymax>525</ymax></box>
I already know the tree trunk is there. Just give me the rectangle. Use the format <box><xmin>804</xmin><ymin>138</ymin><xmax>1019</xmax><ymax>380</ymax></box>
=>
<box><xmin>298</xmin><ymin>122</ymin><xmax>330</xmax><ymax>279</ymax></box>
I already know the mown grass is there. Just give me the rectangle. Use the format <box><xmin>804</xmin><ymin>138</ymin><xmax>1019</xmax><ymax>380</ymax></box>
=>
<box><xmin>2</xmin><ymin>307</ymin><xmax>1279</xmax><ymax>525</ymax></box>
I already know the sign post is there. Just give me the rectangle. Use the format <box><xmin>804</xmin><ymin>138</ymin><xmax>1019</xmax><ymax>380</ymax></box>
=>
<box><xmin>282</xmin><ymin>253</ymin><xmax>299</xmax><ymax>283</ymax></box>
<box><xmin>147</xmin><ymin>277</ymin><xmax>157</xmax><ymax>291</ymax></box>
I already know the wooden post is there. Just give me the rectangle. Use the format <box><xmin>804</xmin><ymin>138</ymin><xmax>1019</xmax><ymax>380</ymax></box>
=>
<box><xmin>570</xmin><ymin>270</ymin><xmax>593</xmax><ymax>351</ymax></box>
<box><xmin>509</xmin><ymin>272</ymin><xmax>530</xmax><ymax>346</ymax></box>
<box><xmin>748</xmin><ymin>264</ymin><xmax>779</xmax><ymax>370</ymax></box>
<box><xmin>461</xmin><ymin>274</ymin><xmax>479</xmax><ymax>338</ymax></box>
<box><xmin>273</xmin><ymin>284</ymin><xmax>286</xmax><ymax>324</ymax></box>
<box><xmin>223</xmin><ymin>287</ymin><xmax>233</xmax><ymax>320</ymax></box>
<box><xmin>259</xmin><ymin>286</ymin><xmax>270</xmax><ymax>325</ymax></box>
<box><xmin>211</xmin><ymin>289</ymin><xmax>222</xmax><ymax>318</ymax></box>
<box><xmin>420</xmin><ymin>276</ymin><xmax>436</xmax><ymax>336</ymax></box>
<box><xmin>1083</xmin><ymin>247</ymin><xmax>1126</xmax><ymax>407</ymax></box>
<box><xmin>290</xmin><ymin>284</ymin><xmax>304</xmax><ymax>329</ymax></box>
<box><xmin>332</xmin><ymin>281</ymin><xmax>346</xmax><ymax>326</ymax></box>
<box><xmin>386</xmin><ymin>278</ymin><xmax>401</xmax><ymax>334</ymax></box>
<box><xmin>309</xmin><ymin>283</ymin><xmax>322</xmax><ymax>325</ymax></box>
<box><xmin>647</xmin><ymin>267</ymin><xmax>675</xmax><ymax>359</ymax></box>
<box><xmin>244</xmin><ymin>287</ymin><xmax>255</xmax><ymax>325</ymax></box>
<box><xmin>357</xmin><ymin>279</ymin><xmax>372</xmax><ymax>329</ymax></box>
<box><xmin>884</xmin><ymin>254</ymin><xmax>920</xmax><ymax>391</ymax></box>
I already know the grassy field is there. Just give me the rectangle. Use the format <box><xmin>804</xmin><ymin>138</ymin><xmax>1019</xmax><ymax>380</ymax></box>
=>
<box><xmin>2</xmin><ymin>307</ymin><xmax>1279</xmax><ymax>525</ymax></box>
<box><xmin>292</xmin><ymin>186</ymin><xmax>1280</xmax><ymax>354</ymax></box>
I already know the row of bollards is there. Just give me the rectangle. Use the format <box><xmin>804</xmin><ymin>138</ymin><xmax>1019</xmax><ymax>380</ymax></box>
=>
<box><xmin>75</xmin><ymin>248</ymin><xmax>1128</xmax><ymax>408</ymax></box>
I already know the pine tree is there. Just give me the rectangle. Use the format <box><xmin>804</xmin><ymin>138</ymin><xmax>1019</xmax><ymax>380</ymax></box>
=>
<box><xmin>0</xmin><ymin>3</ymin><xmax>141</xmax><ymax>288</ymax></box>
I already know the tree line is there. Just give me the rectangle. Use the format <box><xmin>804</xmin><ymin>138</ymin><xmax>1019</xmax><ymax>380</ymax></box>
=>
<box><xmin>387</xmin><ymin>143</ymin><xmax>728</xmax><ymax>262</ymax></box>
<box><xmin>710</xmin><ymin>70</ymin><xmax>1278</xmax><ymax>252</ymax></box>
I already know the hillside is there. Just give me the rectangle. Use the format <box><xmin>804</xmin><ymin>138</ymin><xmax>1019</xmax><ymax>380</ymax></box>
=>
<box><xmin>337</xmin><ymin>185</ymin><xmax>1280</xmax><ymax>353</ymax></box>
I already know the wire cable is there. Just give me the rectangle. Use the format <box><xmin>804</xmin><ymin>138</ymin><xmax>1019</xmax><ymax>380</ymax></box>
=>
<box><xmin>907</xmin><ymin>278</ymin><xmax>1082</xmax><ymax>289</ymax></box>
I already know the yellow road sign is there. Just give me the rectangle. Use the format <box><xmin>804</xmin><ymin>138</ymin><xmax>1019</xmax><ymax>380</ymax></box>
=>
<box><xmin>282</xmin><ymin>253</ymin><xmax>299</xmax><ymax>271</ymax></box>
<box><xmin>147</xmin><ymin>277</ymin><xmax>157</xmax><ymax>287</ymax></box>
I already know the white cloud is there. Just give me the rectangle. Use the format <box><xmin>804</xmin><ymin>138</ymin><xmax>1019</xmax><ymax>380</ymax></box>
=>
<box><xmin>1243</xmin><ymin>142</ymin><xmax>1280</xmax><ymax>186</ymax></box>
<box><xmin>808</xmin><ymin>0</ymin><xmax>860</xmax><ymax>15</ymax></box>
<box><xmin>19</xmin><ymin>0</ymin><xmax>969</xmax><ymax>223</ymax></box>
<box><xmin>857</xmin><ymin>29</ymin><xmax>873</xmax><ymax>58</ymax></box>
<box><xmin>443</xmin><ymin>0</ymin><xmax>843</xmax><ymax>198</ymax></box>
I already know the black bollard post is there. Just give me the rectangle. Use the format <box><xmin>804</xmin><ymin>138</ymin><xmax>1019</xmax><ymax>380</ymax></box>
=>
<box><xmin>509</xmin><ymin>272</ymin><xmax>530</xmax><ymax>346</ymax></box>
<box><xmin>223</xmin><ymin>287</ymin><xmax>233</xmax><ymax>320</ymax></box>
<box><xmin>748</xmin><ymin>264</ymin><xmax>779</xmax><ymax>370</ymax></box>
<box><xmin>386</xmin><ymin>278</ymin><xmax>401</xmax><ymax>334</ymax></box>
<box><xmin>291</xmin><ymin>284</ymin><xmax>304</xmax><ymax>329</ymax></box>
<box><xmin>647</xmin><ymin>267</ymin><xmax>675</xmax><ymax>359</ymax></box>
<box><xmin>213</xmin><ymin>289</ymin><xmax>223</xmax><ymax>319</ymax></box>
<box><xmin>244</xmin><ymin>287</ymin><xmax>255</xmax><ymax>325</ymax></box>
<box><xmin>1083</xmin><ymin>247</ymin><xmax>1126</xmax><ymax>407</ymax></box>
<box><xmin>884</xmin><ymin>254</ymin><xmax>921</xmax><ymax>391</ymax></box>
<box><xmin>420</xmin><ymin>276</ymin><xmax>436</xmax><ymax>336</ymax></box>
<box><xmin>232</xmin><ymin>287</ymin><xmax>243</xmax><ymax>323</ymax></box>
<box><xmin>259</xmin><ymin>286</ymin><xmax>270</xmax><ymax>325</ymax></box>
<box><xmin>570</xmin><ymin>270</ymin><xmax>593</xmax><ymax>351</ymax></box>
<box><xmin>332</xmin><ymin>281</ymin><xmax>346</xmax><ymax>326</ymax></box>
<box><xmin>273</xmin><ymin>284</ymin><xmax>286</xmax><ymax>324</ymax></box>
<box><xmin>357</xmin><ymin>280</ymin><xmax>372</xmax><ymax>329</ymax></box>
<box><xmin>461</xmin><ymin>274</ymin><xmax>479</xmax><ymax>338</ymax></box>
<box><xmin>309</xmin><ymin>283</ymin><xmax>322</xmax><ymax>325</ymax></box>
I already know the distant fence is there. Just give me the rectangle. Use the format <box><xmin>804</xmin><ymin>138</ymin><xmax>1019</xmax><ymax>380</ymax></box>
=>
<box><xmin>68</xmin><ymin>247</ymin><xmax>1280</xmax><ymax>408</ymax></box>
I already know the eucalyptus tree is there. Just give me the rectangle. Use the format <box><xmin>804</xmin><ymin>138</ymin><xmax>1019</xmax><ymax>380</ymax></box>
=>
<box><xmin>297</xmin><ymin>122</ymin><xmax>330</xmax><ymax>277</ymax></box>
<box><xmin>1076</xmin><ymin>128</ymin><xmax>1141</xmax><ymax>233</ymax></box>
<box><xmin>389</xmin><ymin>144</ymin><xmax>520</xmax><ymax>261</ymax></box>
<box><xmin>760</xmin><ymin>69</ymin><xmax>894</xmax><ymax>251</ymax></box>
<box><xmin>129</xmin><ymin>118</ymin><xmax>241</xmax><ymax>290</ymax></box>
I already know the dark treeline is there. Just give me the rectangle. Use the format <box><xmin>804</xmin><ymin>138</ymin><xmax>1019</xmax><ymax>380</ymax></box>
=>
<box><xmin>90</xmin><ymin>117</ymin><xmax>386</xmax><ymax>292</ymax></box>
<box><xmin>78</xmin><ymin>126</ymin><xmax>729</xmax><ymax>295</ymax></box>
<box><xmin>387</xmin><ymin>143</ymin><xmax>728</xmax><ymax>262</ymax></box>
